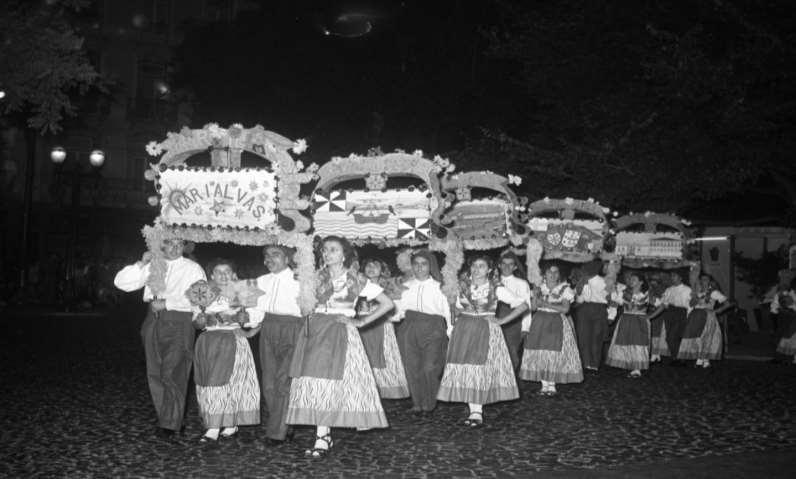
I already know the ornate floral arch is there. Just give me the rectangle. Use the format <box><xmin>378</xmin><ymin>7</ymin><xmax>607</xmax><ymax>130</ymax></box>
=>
<box><xmin>312</xmin><ymin>150</ymin><xmax>452</xmax><ymax>246</ymax></box>
<box><xmin>525</xmin><ymin>197</ymin><xmax>612</xmax><ymax>286</ymax></box>
<box><xmin>140</xmin><ymin>123</ymin><xmax>318</xmax><ymax>314</ymax></box>
<box><xmin>613</xmin><ymin>212</ymin><xmax>695</xmax><ymax>271</ymax></box>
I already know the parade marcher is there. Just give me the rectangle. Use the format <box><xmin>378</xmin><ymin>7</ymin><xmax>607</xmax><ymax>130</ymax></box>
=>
<box><xmin>520</xmin><ymin>265</ymin><xmax>583</xmax><ymax>396</ymax></box>
<box><xmin>497</xmin><ymin>251</ymin><xmax>532</xmax><ymax>372</ymax></box>
<box><xmin>647</xmin><ymin>271</ymin><xmax>691</xmax><ymax>365</ymax></box>
<box><xmin>437</xmin><ymin>256</ymin><xmax>526</xmax><ymax>427</ymax></box>
<box><xmin>394</xmin><ymin>249</ymin><xmax>451</xmax><ymax>412</ymax></box>
<box><xmin>678</xmin><ymin>274</ymin><xmax>730</xmax><ymax>368</ymax></box>
<box><xmin>647</xmin><ymin>274</ymin><xmax>670</xmax><ymax>362</ymax></box>
<box><xmin>392</xmin><ymin>247</ymin><xmax>416</xmax><ymax>352</ymax></box>
<box><xmin>113</xmin><ymin>238</ymin><xmax>206</xmax><ymax>436</ymax></box>
<box><xmin>247</xmin><ymin>246</ymin><xmax>303</xmax><ymax>444</ymax></box>
<box><xmin>771</xmin><ymin>278</ymin><xmax>796</xmax><ymax>364</ymax></box>
<box><xmin>605</xmin><ymin>272</ymin><xmax>651</xmax><ymax>378</ymax></box>
<box><xmin>357</xmin><ymin>258</ymin><xmax>410</xmax><ymax>399</ymax></box>
<box><xmin>573</xmin><ymin>260</ymin><xmax>610</xmax><ymax>372</ymax></box>
<box><xmin>191</xmin><ymin>259</ymin><xmax>260</xmax><ymax>442</ymax></box>
<box><xmin>286</xmin><ymin>236</ymin><xmax>392</xmax><ymax>458</ymax></box>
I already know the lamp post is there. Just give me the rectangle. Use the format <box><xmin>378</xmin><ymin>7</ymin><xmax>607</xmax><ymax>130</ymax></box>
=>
<box><xmin>51</xmin><ymin>147</ymin><xmax>105</xmax><ymax>309</ymax></box>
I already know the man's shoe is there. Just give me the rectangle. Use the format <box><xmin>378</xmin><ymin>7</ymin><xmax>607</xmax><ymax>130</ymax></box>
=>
<box><xmin>155</xmin><ymin>427</ymin><xmax>176</xmax><ymax>439</ymax></box>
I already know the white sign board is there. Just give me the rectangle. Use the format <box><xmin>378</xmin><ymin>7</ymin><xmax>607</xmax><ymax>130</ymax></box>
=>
<box><xmin>158</xmin><ymin>168</ymin><xmax>277</xmax><ymax>229</ymax></box>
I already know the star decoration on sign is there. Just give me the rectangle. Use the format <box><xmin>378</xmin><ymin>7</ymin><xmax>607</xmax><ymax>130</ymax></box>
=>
<box><xmin>211</xmin><ymin>200</ymin><xmax>225</xmax><ymax>216</ymax></box>
<box><xmin>234</xmin><ymin>208</ymin><xmax>245</xmax><ymax>218</ymax></box>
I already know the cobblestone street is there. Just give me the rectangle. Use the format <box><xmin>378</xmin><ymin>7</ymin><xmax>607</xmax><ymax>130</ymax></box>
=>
<box><xmin>2</xmin><ymin>306</ymin><xmax>795</xmax><ymax>478</ymax></box>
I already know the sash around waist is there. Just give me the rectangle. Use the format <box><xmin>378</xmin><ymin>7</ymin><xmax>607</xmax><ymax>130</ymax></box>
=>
<box><xmin>404</xmin><ymin>310</ymin><xmax>445</xmax><ymax>322</ymax></box>
<box><xmin>458</xmin><ymin>312</ymin><xmax>496</xmax><ymax>321</ymax></box>
<box><xmin>264</xmin><ymin>313</ymin><xmax>303</xmax><ymax>321</ymax></box>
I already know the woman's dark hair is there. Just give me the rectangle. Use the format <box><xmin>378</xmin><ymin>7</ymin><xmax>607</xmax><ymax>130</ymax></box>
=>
<box><xmin>467</xmin><ymin>255</ymin><xmax>497</xmax><ymax>281</ymax></box>
<box><xmin>699</xmin><ymin>272</ymin><xmax>722</xmax><ymax>293</ymax></box>
<box><xmin>320</xmin><ymin>235</ymin><xmax>357</xmax><ymax>268</ymax></box>
<box><xmin>206</xmin><ymin>258</ymin><xmax>237</xmax><ymax>278</ymax></box>
<box><xmin>627</xmin><ymin>271</ymin><xmax>648</xmax><ymax>293</ymax></box>
<box><xmin>360</xmin><ymin>257</ymin><xmax>392</xmax><ymax>279</ymax></box>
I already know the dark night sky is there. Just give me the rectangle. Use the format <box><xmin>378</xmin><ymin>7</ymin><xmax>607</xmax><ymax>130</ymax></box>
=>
<box><xmin>166</xmin><ymin>0</ymin><xmax>796</xmax><ymax>221</ymax></box>
<box><xmin>174</xmin><ymin>0</ymin><xmax>519</xmax><ymax>158</ymax></box>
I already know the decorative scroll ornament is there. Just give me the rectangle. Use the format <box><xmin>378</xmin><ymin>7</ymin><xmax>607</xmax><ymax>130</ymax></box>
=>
<box><xmin>365</xmin><ymin>173</ymin><xmax>387</xmax><ymax>191</ymax></box>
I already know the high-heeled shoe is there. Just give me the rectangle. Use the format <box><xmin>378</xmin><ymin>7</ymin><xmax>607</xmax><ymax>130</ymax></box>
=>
<box><xmin>304</xmin><ymin>434</ymin><xmax>333</xmax><ymax>458</ymax></box>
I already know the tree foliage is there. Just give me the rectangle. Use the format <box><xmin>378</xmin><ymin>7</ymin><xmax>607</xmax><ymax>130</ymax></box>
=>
<box><xmin>458</xmin><ymin>0</ymin><xmax>796</xmax><ymax>219</ymax></box>
<box><xmin>0</xmin><ymin>0</ymin><xmax>101</xmax><ymax>133</ymax></box>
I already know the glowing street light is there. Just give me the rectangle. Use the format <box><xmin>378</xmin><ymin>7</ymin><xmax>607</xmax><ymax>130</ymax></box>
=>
<box><xmin>50</xmin><ymin>146</ymin><xmax>67</xmax><ymax>163</ymax></box>
<box><xmin>0</xmin><ymin>90</ymin><xmax>6</xmax><ymax>99</ymax></box>
<box><xmin>89</xmin><ymin>149</ymin><xmax>105</xmax><ymax>167</ymax></box>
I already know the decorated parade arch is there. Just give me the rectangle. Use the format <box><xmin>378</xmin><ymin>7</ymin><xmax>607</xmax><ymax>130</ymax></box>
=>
<box><xmin>524</xmin><ymin>197</ymin><xmax>614</xmax><ymax>286</ymax></box>
<box><xmin>310</xmin><ymin>149</ymin><xmax>460</xmax><ymax>297</ymax></box>
<box><xmin>141</xmin><ymin>123</ymin><xmax>318</xmax><ymax>313</ymax></box>
<box><xmin>613</xmin><ymin>212</ymin><xmax>694</xmax><ymax>270</ymax></box>
<box><xmin>438</xmin><ymin>170</ymin><xmax>528</xmax><ymax>300</ymax></box>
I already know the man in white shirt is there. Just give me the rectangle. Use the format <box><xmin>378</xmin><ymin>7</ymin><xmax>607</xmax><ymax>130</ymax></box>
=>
<box><xmin>113</xmin><ymin>238</ymin><xmax>206</xmax><ymax>437</ymax></box>
<box><xmin>648</xmin><ymin>271</ymin><xmax>692</xmax><ymax>364</ymax></box>
<box><xmin>395</xmin><ymin>250</ymin><xmax>452</xmax><ymax>413</ymax></box>
<box><xmin>497</xmin><ymin>251</ymin><xmax>532</xmax><ymax>372</ymax></box>
<box><xmin>247</xmin><ymin>245</ymin><xmax>302</xmax><ymax>443</ymax></box>
<box><xmin>574</xmin><ymin>260</ymin><xmax>609</xmax><ymax>372</ymax></box>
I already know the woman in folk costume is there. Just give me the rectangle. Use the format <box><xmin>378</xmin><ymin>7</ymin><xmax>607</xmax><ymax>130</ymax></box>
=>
<box><xmin>191</xmin><ymin>259</ymin><xmax>260</xmax><ymax>442</ymax></box>
<box><xmin>678</xmin><ymin>273</ymin><xmax>731</xmax><ymax>368</ymax></box>
<box><xmin>647</xmin><ymin>271</ymin><xmax>691</xmax><ymax>365</ymax></box>
<box><xmin>286</xmin><ymin>236</ymin><xmax>392</xmax><ymax>458</ymax></box>
<box><xmin>771</xmin><ymin>277</ymin><xmax>796</xmax><ymax>364</ymax></box>
<box><xmin>357</xmin><ymin>258</ymin><xmax>409</xmax><ymax>399</ymax></box>
<box><xmin>647</xmin><ymin>274</ymin><xmax>670</xmax><ymax>362</ymax></box>
<box><xmin>520</xmin><ymin>265</ymin><xmax>583</xmax><ymax>396</ymax></box>
<box><xmin>394</xmin><ymin>249</ymin><xmax>452</xmax><ymax>413</ymax></box>
<box><xmin>437</xmin><ymin>256</ymin><xmax>527</xmax><ymax>427</ymax></box>
<box><xmin>573</xmin><ymin>260</ymin><xmax>610</xmax><ymax>372</ymax></box>
<box><xmin>606</xmin><ymin>272</ymin><xmax>651</xmax><ymax>378</ymax></box>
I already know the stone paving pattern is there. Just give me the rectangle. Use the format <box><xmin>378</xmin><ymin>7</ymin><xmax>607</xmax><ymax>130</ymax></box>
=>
<box><xmin>1</xmin><ymin>306</ymin><xmax>795</xmax><ymax>478</ymax></box>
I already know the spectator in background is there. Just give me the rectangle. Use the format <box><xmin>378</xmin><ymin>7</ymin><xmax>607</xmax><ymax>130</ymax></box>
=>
<box><xmin>771</xmin><ymin>277</ymin><xmax>796</xmax><ymax>365</ymax></box>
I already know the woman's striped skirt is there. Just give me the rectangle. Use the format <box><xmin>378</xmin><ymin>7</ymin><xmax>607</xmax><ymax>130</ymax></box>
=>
<box><xmin>606</xmin><ymin>312</ymin><xmax>650</xmax><ymax>371</ymax></box>
<box><xmin>437</xmin><ymin>315</ymin><xmax>518</xmax><ymax>405</ymax></box>
<box><xmin>678</xmin><ymin>309</ymin><xmax>723</xmax><ymax>360</ymax></box>
<box><xmin>287</xmin><ymin>313</ymin><xmax>388</xmax><ymax>430</ymax></box>
<box><xmin>195</xmin><ymin>329</ymin><xmax>260</xmax><ymax>429</ymax></box>
<box><xmin>519</xmin><ymin>311</ymin><xmax>583</xmax><ymax>384</ymax></box>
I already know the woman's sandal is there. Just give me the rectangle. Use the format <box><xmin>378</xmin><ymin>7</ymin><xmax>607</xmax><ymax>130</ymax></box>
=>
<box><xmin>463</xmin><ymin>412</ymin><xmax>484</xmax><ymax>428</ymax></box>
<box><xmin>220</xmin><ymin>426</ymin><xmax>238</xmax><ymax>438</ymax></box>
<box><xmin>304</xmin><ymin>434</ymin><xmax>333</xmax><ymax>458</ymax></box>
<box><xmin>199</xmin><ymin>433</ymin><xmax>218</xmax><ymax>443</ymax></box>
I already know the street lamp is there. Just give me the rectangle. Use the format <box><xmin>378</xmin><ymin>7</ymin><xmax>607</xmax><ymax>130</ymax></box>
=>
<box><xmin>50</xmin><ymin>147</ymin><xmax>106</xmax><ymax>310</ymax></box>
<box><xmin>51</xmin><ymin>146</ymin><xmax>67</xmax><ymax>163</ymax></box>
<box><xmin>89</xmin><ymin>149</ymin><xmax>105</xmax><ymax>168</ymax></box>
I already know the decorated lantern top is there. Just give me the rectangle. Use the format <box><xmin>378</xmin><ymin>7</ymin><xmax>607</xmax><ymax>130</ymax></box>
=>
<box><xmin>311</xmin><ymin>150</ymin><xmax>451</xmax><ymax>246</ymax></box>
<box><xmin>614</xmin><ymin>212</ymin><xmax>692</xmax><ymax>269</ymax></box>
<box><xmin>526</xmin><ymin>197</ymin><xmax>610</xmax><ymax>263</ymax></box>
<box><xmin>440</xmin><ymin>171</ymin><xmax>527</xmax><ymax>250</ymax></box>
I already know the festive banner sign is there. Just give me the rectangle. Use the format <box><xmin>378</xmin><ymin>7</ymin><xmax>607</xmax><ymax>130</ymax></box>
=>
<box><xmin>313</xmin><ymin>188</ymin><xmax>432</xmax><ymax>239</ymax></box>
<box><xmin>158</xmin><ymin>169</ymin><xmax>277</xmax><ymax>228</ymax></box>
<box><xmin>543</xmin><ymin>223</ymin><xmax>599</xmax><ymax>254</ymax></box>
